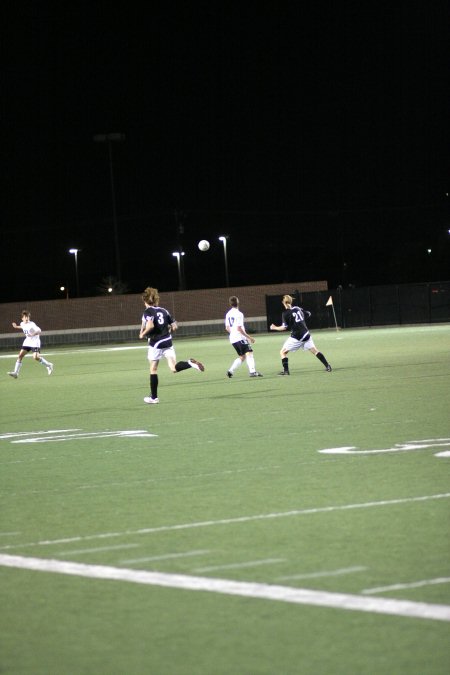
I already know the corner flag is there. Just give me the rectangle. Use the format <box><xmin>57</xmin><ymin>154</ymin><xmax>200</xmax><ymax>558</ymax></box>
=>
<box><xmin>325</xmin><ymin>295</ymin><xmax>339</xmax><ymax>330</ymax></box>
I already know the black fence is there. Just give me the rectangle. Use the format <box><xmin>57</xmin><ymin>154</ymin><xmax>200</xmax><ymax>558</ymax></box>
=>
<box><xmin>266</xmin><ymin>281</ymin><xmax>450</xmax><ymax>330</ymax></box>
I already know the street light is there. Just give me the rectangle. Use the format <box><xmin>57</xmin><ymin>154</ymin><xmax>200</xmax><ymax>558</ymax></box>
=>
<box><xmin>219</xmin><ymin>235</ymin><xmax>230</xmax><ymax>287</ymax></box>
<box><xmin>172</xmin><ymin>251</ymin><xmax>185</xmax><ymax>290</ymax></box>
<box><xmin>93</xmin><ymin>132</ymin><xmax>125</xmax><ymax>281</ymax></box>
<box><xmin>69</xmin><ymin>248</ymin><xmax>80</xmax><ymax>297</ymax></box>
<box><xmin>60</xmin><ymin>286</ymin><xmax>69</xmax><ymax>299</ymax></box>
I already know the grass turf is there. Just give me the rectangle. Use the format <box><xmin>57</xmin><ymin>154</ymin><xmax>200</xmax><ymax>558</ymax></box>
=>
<box><xmin>0</xmin><ymin>325</ymin><xmax>449</xmax><ymax>674</ymax></box>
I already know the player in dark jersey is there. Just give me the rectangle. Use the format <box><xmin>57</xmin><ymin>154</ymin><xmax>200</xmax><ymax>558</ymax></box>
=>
<box><xmin>270</xmin><ymin>294</ymin><xmax>332</xmax><ymax>375</ymax></box>
<box><xmin>139</xmin><ymin>287</ymin><xmax>204</xmax><ymax>404</ymax></box>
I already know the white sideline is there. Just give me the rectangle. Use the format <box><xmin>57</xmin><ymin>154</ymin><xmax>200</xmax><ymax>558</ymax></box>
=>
<box><xmin>1</xmin><ymin>554</ymin><xmax>449</xmax><ymax>623</ymax></box>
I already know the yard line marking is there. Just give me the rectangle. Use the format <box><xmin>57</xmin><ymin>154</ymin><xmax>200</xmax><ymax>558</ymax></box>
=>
<box><xmin>0</xmin><ymin>461</ymin><xmax>317</xmax><ymax>487</ymax></box>
<box><xmin>0</xmin><ymin>493</ymin><xmax>449</xmax><ymax>552</ymax></box>
<box><xmin>0</xmin><ymin>532</ymin><xmax>21</xmax><ymax>537</ymax></box>
<box><xmin>193</xmin><ymin>558</ymin><xmax>286</xmax><ymax>573</ymax></box>
<box><xmin>0</xmin><ymin>554</ymin><xmax>449</xmax><ymax>623</ymax></box>
<box><xmin>319</xmin><ymin>438</ymin><xmax>450</xmax><ymax>455</ymax></box>
<box><xmin>0</xmin><ymin>347</ymin><xmax>144</xmax><ymax>359</ymax></box>
<box><xmin>0</xmin><ymin>430</ymin><xmax>80</xmax><ymax>440</ymax></box>
<box><xmin>11</xmin><ymin>430</ymin><xmax>157</xmax><ymax>443</ymax></box>
<box><xmin>121</xmin><ymin>550</ymin><xmax>211</xmax><ymax>564</ymax></box>
<box><xmin>362</xmin><ymin>577</ymin><xmax>450</xmax><ymax>594</ymax></box>
<box><xmin>55</xmin><ymin>544</ymin><xmax>139</xmax><ymax>556</ymax></box>
<box><xmin>277</xmin><ymin>566</ymin><xmax>367</xmax><ymax>581</ymax></box>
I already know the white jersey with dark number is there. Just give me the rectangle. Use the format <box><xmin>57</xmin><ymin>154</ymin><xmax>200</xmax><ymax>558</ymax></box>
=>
<box><xmin>225</xmin><ymin>307</ymin><xmax>247</xmax><ymax>344</ymax></box>
<box><xmin>20</xmin><ymin>321</ymin><xmax>41</xmax><ymax>348</ymax></box>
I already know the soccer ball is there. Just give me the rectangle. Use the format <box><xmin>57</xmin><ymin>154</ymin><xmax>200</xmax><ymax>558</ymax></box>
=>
<box><xmin>198</xmin><ymin>240</ymin><xmax>210</xmax><ymax>252</ymax></box>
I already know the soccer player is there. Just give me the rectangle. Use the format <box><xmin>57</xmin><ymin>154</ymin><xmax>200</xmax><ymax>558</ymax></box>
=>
<box><xmin>139</xmin><ymin>286</ymin><xmax>204</xmax><ymax>404</ymax></box>
<box><xmin>270</xmin><ymin>294</ymin><xmax>332</xmax><ymax>375</ymax></box>
<box><xmin>225</xmin><ymin>296</ymin><xmax>263</xmax><ymax>378</ymax></box>
<box><xmin>7</xmin><ymin>310</ymin><xmax>53</xmax><ymax>378</ymax></box>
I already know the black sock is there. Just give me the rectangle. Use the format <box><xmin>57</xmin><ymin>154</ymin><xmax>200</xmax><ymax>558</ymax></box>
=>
<box><xmin>175</xmin><ymin>361</ymin><xmax>191</xmax><ymax>372</ymax></box>
<box><xmin>282</xmin><ymin>357</ymin><xmax>289</xmax><ymax>372</ymax></box>
<box><xmin>316</xmin><ymin>352</ymin><xmax>329</xmax><ymax>367</ymax></box>
<box><xmin>150</xmin><ymin>374</ymin><xmax>158</xmax><ymax>398</ymax></box>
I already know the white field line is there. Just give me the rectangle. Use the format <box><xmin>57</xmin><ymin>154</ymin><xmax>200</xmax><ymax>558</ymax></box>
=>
<box><xmin>1</xmin><ymin>324</ymin><xmax>448</xmax><ymax>360</ymax></box>
<box><xmin>121</xmin><ymin>549</ymin><xmax>211</xmax><ymax>564</ymax></box>
<box><xmin>0</xmin><ymin>346</ymin><xmax>144</xmax><ymax>359</ymax></box>
<box><xmin>319</xmin><ymin>438</ymin><xmax>450</xmax><ymax>455</ymax></box>
<box><xmin>0</xmin><ymin>554</ymin><xmax>449</xmax><ymax>623</ymax></box>
<box><xmin>0</xmin><ymin>430</ymin><xmax>81</xmax><ymax>440</ymax></box>
<box><xmin>55</xmin><ymin>543</ymin><xmax>139</xmax><ymax>556</ymax></box>
<box><xmin>0</xmin><ymin>492</ymin><xmax>449</xmax><ymax>552</ymax></box>
<box><xmin>11</xmin><ymin>430</ymin><xmax>157</xmax><ymax>443</ymax></box>
<box><xmin>193</xmin><ymin>558</ymin><xmax>286</xmax><ymax>573</ymax></box>
<box><xmin>0</xmin><ymin>532</ymin><xmax>21</xmax><ymax>537</ymax></box>
<box><xmin>362</xmin><ymin>577</ymin><xmax>450</xmax><ymax>595</ymax></box>
<box><xmin>277</xmin><ymin>566</ymin><xmax>367</xmax><ymax>581</ymax></box>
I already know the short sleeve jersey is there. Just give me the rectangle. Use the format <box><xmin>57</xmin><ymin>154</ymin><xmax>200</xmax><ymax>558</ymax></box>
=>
<box><xmin>225</xmin><ymin>307</ymin><xmax>246</xmax><ymax>344</ymax></box>
<box><xmin>20</xmin><ymin>320</ymin><xmax>41</xmax><ymax>348</ymax></box>
<box><xmin>281</xmin><ymin>306</ymin><xmax>311</xmax><ymax>340</ymax></box>
<box><xmin>142</xmin><ymin>306</ymin><xmax>174</xmax><ymax>348</ymax></box>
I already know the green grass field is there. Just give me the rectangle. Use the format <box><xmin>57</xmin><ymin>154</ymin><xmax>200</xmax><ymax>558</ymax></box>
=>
<box><xmin>1</xmin><ymin>325</ymin><xmax>449</xmax><ymax>674</ymax></box>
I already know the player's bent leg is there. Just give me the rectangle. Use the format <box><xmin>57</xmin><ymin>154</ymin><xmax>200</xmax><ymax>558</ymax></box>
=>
<box><xmin>314</xmin><ymin>350</ymin><xmax>331</xmax><ymax>371</ymax></box>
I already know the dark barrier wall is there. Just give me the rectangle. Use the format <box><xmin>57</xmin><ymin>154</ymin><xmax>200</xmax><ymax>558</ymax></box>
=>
<box><xmin>266</xmin><ymin>282</ymin><xmax>450</xmax><ymax>330</ymax></box>
<box><xmin>0</xmin><ymin>281</ymin><xmax>327</xmax><ymax>335</ymax></box>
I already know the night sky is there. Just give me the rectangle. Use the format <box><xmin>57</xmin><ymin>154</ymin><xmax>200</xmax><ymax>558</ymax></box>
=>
<box><xmin>3</xmin><ymin>2</ymin><xmax>449</xmax><ymax>303</ymax></box>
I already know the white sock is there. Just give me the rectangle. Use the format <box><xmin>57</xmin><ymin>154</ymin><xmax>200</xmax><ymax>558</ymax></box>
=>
<box><xmin>246</xmin><ymin>354</ymin><xmax>256</xmax><ymax>373</ymax></box>
<box><xmin>15</xmin><ymin>361</ymin><xmax>22</xmax><ymax>374</ymax></box>
<box><xmin>229</xmin><ymin>358</ymin><xmax>242</xmax><ymax>374</ymax></box>
<box><xmin>40</xmin><ymin>357</ymin><xmax>50</xmax><ymax>367</ymax></box>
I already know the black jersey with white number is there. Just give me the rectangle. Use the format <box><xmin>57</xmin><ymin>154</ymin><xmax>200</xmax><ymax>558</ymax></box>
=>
<box><xmin>281</xmin><ymin>306</ymin><xmax>312</xmax><ymax>340</ymax></box>
<box><xmin>142</xmin><ymin>306</ymin><xmax>174</xmax><ymax>348</ymax></box>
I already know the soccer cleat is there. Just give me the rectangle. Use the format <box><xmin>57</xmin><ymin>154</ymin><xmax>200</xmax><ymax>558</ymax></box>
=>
<box><xmin>249</xmin><ymin>372</ymin><xmax>263</xmax><ymax>377</ymax></box>
<box><xmin>7</xmin><ymin>372</ymin><xmax>18</xmax><ymax>379</ymax></box>
<box><xmin>326</xmin><ymin>365</ymin><xmax>332</xmax><ymax>372</ymax></box>
<box><xmin>47</xmin><ymin>363</ymin><xmax>54</xmax><ymax>375</ymax></box>
<box><xmin>278</xmin><ymin>371</ymin><xmax>290</xmax><ymax>376</ymax></box>
<box><xmin>188</xmin><ymin>358</ymin><xmax>205</xmax><ymax>372</ymax></box>
<box><xmin>227</xmin><ymin>371</ymin><xmax>233</xmax><ymax>378</ymax></box>
<box><xmin>144</xmin><ymin>397</ymin><xmax>159</xmax><ymax>404</ymax></box>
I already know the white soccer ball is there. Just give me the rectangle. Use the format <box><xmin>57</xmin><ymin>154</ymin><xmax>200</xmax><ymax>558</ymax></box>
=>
<box><xmin>198</xmin><ymin>240</ymin><xmax>210</xmax><ymax>252</ymax></box>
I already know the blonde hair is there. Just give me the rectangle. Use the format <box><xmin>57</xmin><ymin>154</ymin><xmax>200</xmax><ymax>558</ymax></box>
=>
<box><xmin>142</xmin><ymin>287</ymin><xmax>160</xmax><ymax>306</ymax></box>
<box><xmin>282</xmin><ymin>295</ymin><xmax>293</xmax><ymax>306</ymax></box>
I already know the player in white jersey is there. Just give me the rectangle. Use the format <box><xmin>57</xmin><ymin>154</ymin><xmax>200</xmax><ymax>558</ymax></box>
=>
<box><xmin>225</xmin><ymin>296</ymin><xmax>263</xmax><ymax>378</ymax></box>
<box><xmin>7</xmin><ymin>310</ymin><xmax>53</xmax><ymax>378</ymax></box>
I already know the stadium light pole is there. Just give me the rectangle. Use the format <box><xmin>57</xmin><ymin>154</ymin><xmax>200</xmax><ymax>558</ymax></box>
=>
<box><xmin>69</xmin><ymin>249</ymin><xmax>80</xmax><ymax>297</ymax></box>
<box><xmin>219</xmin><ymin>235</ymin><xmax>230</xmax><ymax>287</ymax></box>
<box><xmin>93</xmin><ymin>132</ymin><xmax>125</xmax><ymax>282</ymax></box>
<box><xmin>172</xmin><ymin>251</ymin><xmax>185</xmax><ymax>291</ymax></box>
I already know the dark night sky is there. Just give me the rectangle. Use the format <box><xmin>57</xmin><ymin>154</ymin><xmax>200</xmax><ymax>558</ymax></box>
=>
<box><xmin>2</xmin><ymin>2</ymin><xmax>450</xmax><ymax>303</ymax></box>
